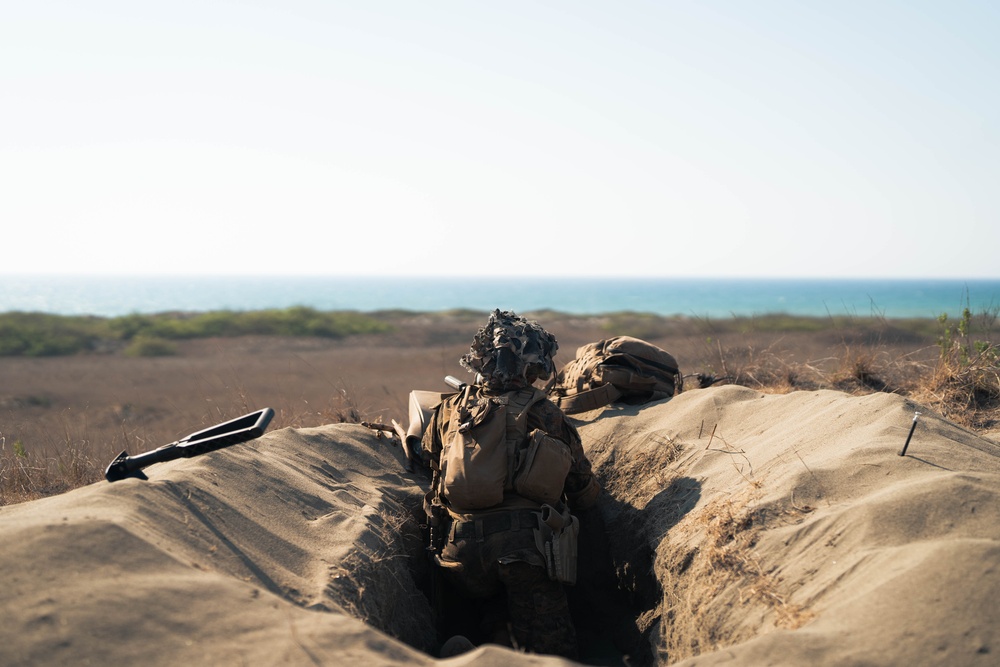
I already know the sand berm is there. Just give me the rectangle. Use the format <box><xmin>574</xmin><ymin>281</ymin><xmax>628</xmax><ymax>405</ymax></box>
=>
<box><xmin>2</xmin><ymin>384</ymin><xmax>998</xmax><ymax>666</ymax></box>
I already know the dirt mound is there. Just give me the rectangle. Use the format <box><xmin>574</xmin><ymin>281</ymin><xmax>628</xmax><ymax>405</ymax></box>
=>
<box><xmin>0</xmin><ymin>424</ymin><xmax>440</xmax><ymax>665</ymax></box>
<box><xmin>578</xmin><ymin>386</ymin><xmax>1000</xmax><ymax>665</ymax></box>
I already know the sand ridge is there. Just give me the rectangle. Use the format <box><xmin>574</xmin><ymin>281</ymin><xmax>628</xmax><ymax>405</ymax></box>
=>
<box><xmin>1</xmin><ymin>385</ymin><xmax>998</xmax><ymax>665</ymax></box>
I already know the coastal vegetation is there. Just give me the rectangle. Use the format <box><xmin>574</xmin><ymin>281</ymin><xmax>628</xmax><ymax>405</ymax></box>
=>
<box><xmin>0</xmin><ymin>307</ymin><xmax>393</xmax><ymax>356</ymax></box>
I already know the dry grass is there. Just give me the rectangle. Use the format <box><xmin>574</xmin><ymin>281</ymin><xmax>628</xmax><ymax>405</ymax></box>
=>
<box><xmin>647</xmin><ymin>487</ymin><xmax>817</xmax><ymax>663</ymax></box>
<box><xmin>695</xmin><ymin>311</ymin><xmax>999</xmax><ymax>431</ymax></box>
<box><xmin>2</xmin><ymin>310</ymin><xmax>998</xmax><ymax>505</ymax></box>
<box><xmin>907</xmin><ymin>309</ymin><xmax>1000</xmax><ymax>428</ymax></box>
<box><xmin>599</xmin><ymin>433</ymin><xmax>684</xmax><ymax>506</ymax></box>
<box><xmin>591</xmin><ymin>426</ymin><xmax>815</xmax><ymax>662</ymax></box>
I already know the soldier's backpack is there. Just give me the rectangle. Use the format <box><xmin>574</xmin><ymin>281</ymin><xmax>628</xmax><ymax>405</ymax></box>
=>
<box><xmin>439</xmin><ymin>385</ymin><xmax>573</xmax><ymax>511</ymax></box>
<box><xmin>548</xmin><ymin>336</ymin><xmax>681</xmax><ymax>415</ymax></box>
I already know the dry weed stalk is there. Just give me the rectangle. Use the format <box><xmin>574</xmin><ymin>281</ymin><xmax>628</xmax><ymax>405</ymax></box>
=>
<box><xmin>830</xmin><ymin>346</ymin><xmax>891</xmax><ymax>393</ymax></box>
<box><xmin>703</xmin><ymin>430</ymin><xmax>760</xmax><ymax>489</ymax></box>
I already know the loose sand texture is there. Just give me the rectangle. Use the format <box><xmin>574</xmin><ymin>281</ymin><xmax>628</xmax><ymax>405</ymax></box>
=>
<box><xmin>577</xmin><ymin>387</ymin><xmax>1000</xmax><ymax>666</ymax></box>
<box><xmin>2</xmin><ymin>384</ymin><xmax>998</xmax><ymax>666</ymax></box>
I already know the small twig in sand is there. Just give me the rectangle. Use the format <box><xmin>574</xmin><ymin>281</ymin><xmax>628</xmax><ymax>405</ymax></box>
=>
<box><xmin>789</xmin><ymin>490</ymin><xmax>814</xmax><ymax>513</ymax></box>
<box><xmin>729</xmin><ymin>455</ymin><xmax>758</xmax><ymax>488</ymax></box>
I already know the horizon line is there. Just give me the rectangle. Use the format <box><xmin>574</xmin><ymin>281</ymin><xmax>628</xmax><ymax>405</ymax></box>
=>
<box><xmin>4</xmin><ymin>273</ymin><xmax>1000</xmax><ymax>282</ymax></box>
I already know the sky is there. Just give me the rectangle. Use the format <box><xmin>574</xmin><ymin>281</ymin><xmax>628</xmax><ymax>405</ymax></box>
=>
<box><xmin>3</xmin><ymin>1</ymin><xmax>999</xmax><ymax>279</ymax></box>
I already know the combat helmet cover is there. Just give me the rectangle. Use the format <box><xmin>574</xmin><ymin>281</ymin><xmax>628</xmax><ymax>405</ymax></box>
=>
<box><xmin>460</xmin><ymin>309</ymin><xmax>558</xmax><ymax>390</ymax></box>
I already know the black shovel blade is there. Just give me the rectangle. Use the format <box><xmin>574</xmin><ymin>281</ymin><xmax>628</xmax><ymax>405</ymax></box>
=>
<box><xmin>104</xmin><ymin>450</ymin><xmax>150</xmax><ymax>482</ymax></box>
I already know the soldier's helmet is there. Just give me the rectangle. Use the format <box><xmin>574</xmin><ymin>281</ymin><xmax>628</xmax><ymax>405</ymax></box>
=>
<box><xmin>460</xmin><ymin>309</ymin><xmax>559</xmax><ymax>391</ymax></box>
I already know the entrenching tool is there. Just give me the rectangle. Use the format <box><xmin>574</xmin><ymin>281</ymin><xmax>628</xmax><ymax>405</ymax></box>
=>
<box><xmin>104</xmin><ymin>407</ymin><xmax>275</xmax><ymax>482</ymax></box>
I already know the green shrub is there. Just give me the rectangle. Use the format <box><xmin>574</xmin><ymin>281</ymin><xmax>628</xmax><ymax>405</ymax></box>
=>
<box><xmin>0</xmin><ymin>308</ymin><xmax>394</xmax><ymax>357</ymax></box>
<box><xmin>0</xmin><ymin>312</ymin><xmax>103</xmax><ymax>356</ymax></box>
<box><xmin>123</xmin><ymin>335</ymin><xmax>178</xmax><ymax>357</ymax></box>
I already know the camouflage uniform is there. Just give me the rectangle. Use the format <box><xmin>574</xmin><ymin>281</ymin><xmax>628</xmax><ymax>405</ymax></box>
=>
<box><xmin>422</xmin><ymin>311</ymin><xmax>600</xmax><ymax>658</ymax></box>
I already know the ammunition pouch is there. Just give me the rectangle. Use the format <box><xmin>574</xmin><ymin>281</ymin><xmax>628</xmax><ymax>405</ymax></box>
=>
<box><xmin>513</xmin><ymin>429</ymin><xmax>573</xmax><ymax>506</ymax></box>
<box><xmin>533</xmin><ymin>504</ymin><xmax>580</xmax><ymax>585</ymax></box>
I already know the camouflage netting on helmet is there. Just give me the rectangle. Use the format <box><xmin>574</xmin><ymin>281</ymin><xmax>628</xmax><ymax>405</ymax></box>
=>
<box><xmin>460</xmin><ymin>309</ymin><xmax>559</xmax><ymax>391</ymax></box>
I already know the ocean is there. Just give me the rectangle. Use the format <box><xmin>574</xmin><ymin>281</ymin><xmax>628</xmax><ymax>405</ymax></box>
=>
<box><xmin>2</xmin><ymin>275</ymin><xmax>999</xmax><ymax>319</ymax></box>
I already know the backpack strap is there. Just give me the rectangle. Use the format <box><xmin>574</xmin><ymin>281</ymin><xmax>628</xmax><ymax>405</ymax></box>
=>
<box><xmin>504</xmin><ymin>387</ymin><xmax>547</xmax><ymax>486</ymax></box>
<box><xmin>552</xmin><ymin>382</ymin><xmax>622</xmax><ymax>415</ymax></box>
<box><xmin>512</xmin><ymin>387</ymin><xmax>547</xmax><ymax>424</ymax></box>
<box><xmin>436</xmin><ymin>385</ymin><xmax>475</xmax><ymax>500</ymax></box>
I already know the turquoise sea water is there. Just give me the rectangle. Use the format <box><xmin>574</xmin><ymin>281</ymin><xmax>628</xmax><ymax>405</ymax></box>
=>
<box><xmin>2</xmin><ymin>275</ymin><xmax>999</xmax><ymax>319</ymax></box>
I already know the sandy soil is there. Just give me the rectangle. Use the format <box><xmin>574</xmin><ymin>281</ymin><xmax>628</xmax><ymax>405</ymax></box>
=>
<box><xmin>1</xmin><ymin>384</ymin><xmax>997</xmax><ymax>666</ymax></box>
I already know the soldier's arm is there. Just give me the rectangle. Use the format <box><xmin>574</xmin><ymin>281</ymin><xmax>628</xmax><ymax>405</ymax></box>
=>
<box><xmin>420</xmin><ymin>404</ymin><xmax>445</xmax><ymax>470</ymax></box>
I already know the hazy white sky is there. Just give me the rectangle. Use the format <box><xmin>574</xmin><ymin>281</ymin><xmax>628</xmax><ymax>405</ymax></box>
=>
<box><xmin>3</xmin><ymin>1</ymin><xmax>998</xmax><ymax>278</ymax></box>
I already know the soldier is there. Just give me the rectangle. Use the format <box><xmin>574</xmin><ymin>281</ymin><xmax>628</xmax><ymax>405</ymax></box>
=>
<box><xmin>421</xmin><ymin>310</ymin><xmax>600</xmax><ymax>658</ymax></box>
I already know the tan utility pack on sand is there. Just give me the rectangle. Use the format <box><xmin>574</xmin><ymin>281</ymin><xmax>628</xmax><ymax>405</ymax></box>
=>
<box><xmin>549</xmin><ymin>336</ymin><xmax>681</xmax><ymax>414</ymax></box>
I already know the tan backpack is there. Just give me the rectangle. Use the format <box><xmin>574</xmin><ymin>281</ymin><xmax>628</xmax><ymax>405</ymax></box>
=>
<box><xmin>548</xmin><ymin>336</ymin><xmax>681</xmax><ymax>415</ymax></box>
<box><xmin>439</xmin><ymin>385</ymin><xmax>572</xmax><ymax>512</ymax></box>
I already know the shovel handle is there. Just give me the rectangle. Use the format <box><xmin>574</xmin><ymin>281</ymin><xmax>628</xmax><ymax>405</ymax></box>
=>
<box><xmin>105</xmin><ymin>408</ymin><xmax>274</xmax><ymax>482</ymax></box>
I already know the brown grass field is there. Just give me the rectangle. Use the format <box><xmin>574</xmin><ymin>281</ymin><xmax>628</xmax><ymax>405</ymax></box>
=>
<box><xmin>2</xmin><ymin>310</ymin><xmax>997</xmax><ymax>505</ymax></box>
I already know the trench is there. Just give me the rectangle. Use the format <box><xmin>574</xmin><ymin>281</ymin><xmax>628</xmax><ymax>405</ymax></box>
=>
<box><xmin>362</xmin><ymin>490</ymin><xmax>663</xmax><ymax>666</ymax></box>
